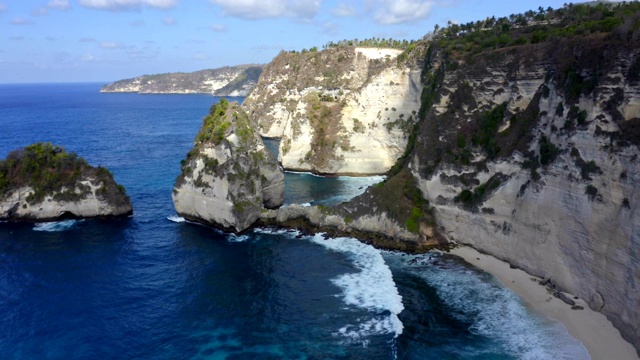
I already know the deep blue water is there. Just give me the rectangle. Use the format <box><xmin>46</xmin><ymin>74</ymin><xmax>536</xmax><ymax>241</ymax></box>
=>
<box><xmin>0</xmin><ymin>83</ymin><xmax>590</xmax><ymax>359</ymax></box>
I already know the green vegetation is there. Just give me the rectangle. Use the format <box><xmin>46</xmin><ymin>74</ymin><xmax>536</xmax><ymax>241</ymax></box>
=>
<box><xmin>585</xmin><ymin>184</ymin><xmax>598</xmax><ymax>201</ymax></box>
<box><xmin>471</xmin><ymin>103</ymin><xmax>507</xmax><ymax>159</ymax></box>
<box><xmin>539</xmin><ymin>136</ymin><xmax>559</xmax><ymax>166</ymax></box>
<box><xmin>454</xmin><ymin>174</ymin><xmax>504</xmax><ymax>210</ymax></box>
<box><xmin>0</xmin><ymin>142</ymin><xmax>127</xmax><ymax>205</ymax></box>
<box><xmin>434</xmin><ymin>2</ymin><xmax>638</xmax><ymax>57</ymax></box>
<box><xmin>196</xmin><ymin>98</ymin><xmax>232</xmax><ymax>144</ymax></box>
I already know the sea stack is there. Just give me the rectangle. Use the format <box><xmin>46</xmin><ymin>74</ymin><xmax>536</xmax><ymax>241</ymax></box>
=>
<box><xmin>172</xmin><ymin>98</ymin><xmax>284</xmax><ymax>232</ymax></box>
<box><xmin>0</xmin><ymin>142</ymin><xmax>132</xmax><ymax>221</ymax></box>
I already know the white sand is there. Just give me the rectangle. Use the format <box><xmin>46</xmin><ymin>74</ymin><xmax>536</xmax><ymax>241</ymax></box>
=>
<box><xmin>450</xmin><ymin>245</ymin><xmax>639</xmax><ymax>360</ymax></box>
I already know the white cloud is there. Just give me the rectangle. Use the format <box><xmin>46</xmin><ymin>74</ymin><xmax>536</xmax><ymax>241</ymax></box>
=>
<box><xmin>48</xmin><ymin>0</ymin><xmax>70</xmax><ymax>10</ymax></box>
<box><xmin>322</xmin><ymin>21</ymin><xmax>338</xmax><ymax>36</ymax></box>
<box><xmin>81</xmin><ymin>54</ymin><xmax>99</xmax><ymax>62</ymax></box>
<box><xmin>99</xmin><ymin>41</ymin><xmax>125</xmax><ymax>48</ymax></box>
<box><xmin>78</xmin><ymin>0</ymin><xmax>178</xmax><ymax>11</ymax></box>
<box><xmin>331</xmin><ymin>3</ymin><xmax>356</xmax><ymax>17</ymax></box>
<box><xmin>210</xmin><ymin>0</ymin><xmax>320</xmax><ymax>20</ymax></box>
<box><xmin>163</xmin><ymin>16</ymin><xmax>176</xmax><ymax>25</ymax></box>
<box><xmin>211</xmin><ymin>23</ymin><xmax>226</xmax><ymax>32</ymax></box>
<box><xmin>373</xmin><ymin>0</ymin><xmax>433</xmax><ymax>25</ymax></box>
<box><xmin>32</xmin><ymin>7</ymin><xmax>49</xmax><ymax>16</ymax></box>
<box><xmin>10</xmin><ymin>17</ymin><xmax>32</xmax><ymax>25</ymax></box>
<box><xmin>0</xmin><ymin>3</ymin><xmax>7</xmax><ymax>12</ymax></box>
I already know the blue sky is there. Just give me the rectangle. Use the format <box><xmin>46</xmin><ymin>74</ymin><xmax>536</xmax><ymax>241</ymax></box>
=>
<box><xmin>0</xmin><ymin>0</ymin><xmax>599</xmax><ymax>83</ymax></box>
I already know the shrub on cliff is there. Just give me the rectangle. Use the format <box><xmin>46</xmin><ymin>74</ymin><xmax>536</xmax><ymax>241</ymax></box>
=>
<box><xmin>0</xmin><ymin>142</ymin><xmax>128</xmax><ymax>206</ymax></box>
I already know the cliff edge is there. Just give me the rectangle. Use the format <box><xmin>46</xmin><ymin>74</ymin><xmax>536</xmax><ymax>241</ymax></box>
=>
<box><xmin>0</xmin><ymin>142</ymin><xmax>132</xmax><ymax>221</ymax></box>
<box><xmin>243</xmin><ymin>46</ymin><xmax>424</xmax><ymax>175</ymax></box>
<box><xmin>172</xmin><ymin>99</ymin><xmax>284</xmax><ymax>232</ymax></box>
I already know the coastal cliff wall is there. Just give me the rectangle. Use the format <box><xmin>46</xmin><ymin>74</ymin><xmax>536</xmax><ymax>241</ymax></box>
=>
<box><xmin>409</xmin><ymin>38</ymin><xmax>640</xmax><ymax>352</ymax></box>
<box><xmin>0</xmin><ymin>143</ymin><xmax>132</xmax><ymax>221</ymax></box>
<box><xmin>243</xmin><ymin>47</ymin><xmax>423</xmax><ymax>175</ymax></box>
<box><xmin>173</xmin><ymin>99</ymin><xmax>284</xmax><ymax>233</ymax></box>
<box><xmin>101</xmin><ymin>65</ymin><xmax>262</xmax><ymax>96</ymax></box>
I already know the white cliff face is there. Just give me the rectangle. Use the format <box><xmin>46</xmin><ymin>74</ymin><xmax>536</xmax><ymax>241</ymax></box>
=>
<box><xmin>0</xmin><ymin>180</ymin><xmax>132</xmax><ymax>220</ymax></box>
<box><xmin>411</xmin><ymin>50</ymin><xmax>640</xmax><ymax>352</ymax></box>
<box><xmin>172</xmin><ymin>101</ymin><xmax>284</xmax><ymax>233</ymax></box>
<box><xmin>243</xmin><ymin>47</ymin><xmax>422</xmax><ymax>175</ymax></box>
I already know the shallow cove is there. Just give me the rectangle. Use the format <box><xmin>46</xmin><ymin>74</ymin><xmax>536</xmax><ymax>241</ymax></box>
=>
<box><xmin>0</xmin><ymin>83</ymin><xmax>590</xmax><ymax>359</ymax></box>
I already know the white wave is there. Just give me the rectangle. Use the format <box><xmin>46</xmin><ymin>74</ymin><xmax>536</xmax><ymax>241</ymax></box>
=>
<box><xmin>166</xmin><ymin>215</ymin><xmax>186</xmax><ymax>223</ymax></box>
<box><xmin>300</xmin><ymin>202</ymin><xmax>312</xmax><ymax>207</ymax></box>
<box><xmin>33</xmin><ymin>220</ymin><xmax>81</xmax><ymax>232</ymax></box>
<box><xmin>308</xmin><ymin>234</ymin><xmax>404</xmax><ymax>343</ymax></box>
<box><xmin>226</xmin><ymin>233</ymin><xmax>249</xmax><ymax>242</ymax></box>
<box><xmin>391</xmin><ymin>253</ymin><xmax>590</xmax><ymax>360</ymax></box>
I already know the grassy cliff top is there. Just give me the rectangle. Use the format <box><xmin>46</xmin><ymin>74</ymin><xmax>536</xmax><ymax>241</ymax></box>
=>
<box><xmin>0</xmin><ymin>142</ymin><xmax>128</xmax><ymax>205</ymax></box>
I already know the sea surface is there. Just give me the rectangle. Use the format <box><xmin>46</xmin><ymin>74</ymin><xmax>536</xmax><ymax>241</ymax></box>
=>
<box><xmin>0</xmin><ymin>83</ymin><xmax>590</xmax><ymax>359</ymax></box>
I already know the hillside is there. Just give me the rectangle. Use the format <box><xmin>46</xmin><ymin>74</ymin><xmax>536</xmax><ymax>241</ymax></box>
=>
<box><xmin>100</xmin><ymin>65</ymin><xmax>263</xmax><ymax>96</ymax></box>
<box><xmin>257</xmin><ymin>2</ymin><xmax>640</xmax><ymax>354</ymax></box>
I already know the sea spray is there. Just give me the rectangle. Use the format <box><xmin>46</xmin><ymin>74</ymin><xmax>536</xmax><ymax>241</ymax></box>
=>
<box><xmin>33</xmin><ymin>220</ymin><xmax>82</xmax><ymax>232</ymax></box>
<box><xmin>385</xmin><ymin>252</ymin><xmax>591</xmax><ymax>360</ymax></box>
<box><xmin>308</xmin><ymin>234</ymin><xmax>404</xmax><ymax>343</ymax></box>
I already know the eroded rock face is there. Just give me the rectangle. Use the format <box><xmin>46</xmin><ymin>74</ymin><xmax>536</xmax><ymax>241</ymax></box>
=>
<box><xmin>243</xmin><ymin>47</ymin><xmax>423</xmax><ymax>175</ymax></box>
<box><xmin>411</xmin><ymin>40</ymin><xmax>640</xmax><ymax>351</ymax></box>
<box><xmin>0</xmin><ymin>143</ymin><xmax>132</xmax><ymax>221</ymax></box>
<box><xmin>172</xmin><ymin>99</ymin><xmax>284</xmax><ymax>233</ymax></box>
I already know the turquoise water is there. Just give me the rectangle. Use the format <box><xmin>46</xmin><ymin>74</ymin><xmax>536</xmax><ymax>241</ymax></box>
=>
<box><xmin>0</xmin><ymin>83</ymin><xmax>590</xmax><ymax>359</ymax></box>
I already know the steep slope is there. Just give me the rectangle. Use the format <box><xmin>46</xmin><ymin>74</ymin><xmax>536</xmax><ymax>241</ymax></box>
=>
<box><xmin>101</xmin><ymin>65</ymin><xmax>263</xmax><ymax>96</ymax></box>
<box><xmin>0</xmin><ymin>142</ymin><xmax>132</xmax><ymax>221</ymax></box>
<box><xmin>243</xmin><ymin>46</ymin><xmax>424</xmax><ymax>175</ymax></box>
<box><xmin>172</xmin><ymin>99</ymin><xmax>284</xmax><ymax>232</ymax></box>
<box><xmin>387</xmin><ymin>5</ymin><xmax>640</xmax><ymax>353</ymax></box>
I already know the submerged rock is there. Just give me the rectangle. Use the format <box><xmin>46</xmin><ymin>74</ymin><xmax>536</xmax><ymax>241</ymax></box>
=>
<box><xmin>0</xmin><ymin>142</ymin><xmax>132</xmax><ymax>221</ymax></box>
<box><xmin>172</xmin><ymin>99</ymin><xmax>284</xmax><ymax>233</ymax></box>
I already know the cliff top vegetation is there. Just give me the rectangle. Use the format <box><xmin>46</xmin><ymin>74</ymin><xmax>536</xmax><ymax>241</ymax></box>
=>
<box><xmin>0</xmin><ymin>142</ymin><xmax>128</xmax><ymax>205</ymax></box>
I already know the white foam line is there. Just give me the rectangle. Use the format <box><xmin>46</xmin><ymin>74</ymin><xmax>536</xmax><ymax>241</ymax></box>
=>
<box><xmin>33</xmin><ymin>219</ymin><xmax>81</xmax><ymax>232</ymax></box>
<box><xmin>308</xmin><ymin>234</ymin><xmax>404</xmax><ymax>342</ymax></box>
<box><xmin>166</xmin><ymin>215</ymin><xmax>186</xmax><ymax>223</ymax></box>
<box><xmin>394</xmin><ymin>253</ymin><xmax>591</xmax><ymax>360</ymax></box>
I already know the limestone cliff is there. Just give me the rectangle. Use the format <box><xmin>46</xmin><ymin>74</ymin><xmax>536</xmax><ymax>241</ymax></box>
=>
<box><xmin>243</xmin><ymin>46</ymin><xmax>424</xmax><ymax>175</ymax></box>
<box><xmin>172</xmin><ymin>99</ymin><xmax>284</xmax><ymax>232</ymax></box>
<box><xmin>406</xmin><ymin>36</ymin><xmax>640</xmax><ymax>352</ymax></box>
<box><xmin>0</xmin><ymin>143</ymin><xmax>132</xmax><ymax>221</ymax></box>
<box><xmin>101</xmin><ymin>65</ymin><xmax>263</xmax><ymax>96</ymax></box>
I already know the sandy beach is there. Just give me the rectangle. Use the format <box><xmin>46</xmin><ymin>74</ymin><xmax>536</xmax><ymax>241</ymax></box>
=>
<box><xmin>450</xmin><ymin>245</ymin><xmax>639</xmax><ymax>360</ymax></box>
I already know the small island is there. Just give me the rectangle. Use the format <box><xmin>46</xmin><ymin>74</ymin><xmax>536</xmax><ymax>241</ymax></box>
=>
<box><xmin>172</xmin><ymin>99</ymin><xmax>284</xmax><ymax>232</ymax></box>
<box><xmin>0</xmin><ymin>142</ymin><xmax>133</xmax><ymax>221</ymax></box>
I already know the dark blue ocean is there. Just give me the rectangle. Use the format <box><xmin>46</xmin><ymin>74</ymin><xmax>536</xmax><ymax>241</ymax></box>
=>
<box><xmin>0</xmin><ymin>83</ymin><xmax>590</xmax><ymax>359</ymax></box>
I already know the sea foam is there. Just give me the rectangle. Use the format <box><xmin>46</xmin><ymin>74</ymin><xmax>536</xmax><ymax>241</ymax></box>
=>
<box><xmin>33</xmin><ymin>220</ymin><xmax>81</xmax><ymax>232</ymax></box>
<box><xmin>391</xmin><ymin>253</ymin><xmax>591</xmax><ymax>360</ymax></box>
<box><xmin>166</xmin><ymin>215</ymin><xmax>186</xmax><ymax>223</ymax></box>
<box><xmin>308</xmin><ymin>234</ymin><xmax>404</xmax><ymax>343</ymax></box>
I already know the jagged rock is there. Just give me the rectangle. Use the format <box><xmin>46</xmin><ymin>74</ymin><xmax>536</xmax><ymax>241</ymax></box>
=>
<box><xmin>0</xmin><ymin>143</ymin><xmax>132</xmax><ymax>221</ymax></box>
<box><xmin>172</xmin><ymin>99</ymin><xmax>284</xmax><ymax>233</ymax></box>
<box><xmin>410</xmin><ymin>36</ymin><xmax>640</xmax><ymax>352</ymax></box>
<box><xmin>101</xmin><ymin>65</ymin><xmax>263</xmax><ymax>96</ymax></box>
<box><xmin>243</xmin><ymin>46</ymin><xmax>423</xmax><ymax>175</ymax></box>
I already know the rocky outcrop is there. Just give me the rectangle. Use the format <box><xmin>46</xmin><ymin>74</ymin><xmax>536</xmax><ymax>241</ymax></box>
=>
<box><xmin>409</xmin><ymin>37</ymin><xmax>640</xmax><ymax>352</ymax></box>
<box><xmin>172</xmin><ymin>99</ymin><xmax>284</xmax><ymax>232</ymax></box>
<box><xmin>243</xmin><ymin>47</ymin><xmax>424</xmax><ymax>175</ymax></box>
<box><xmin>0</xmin><ymin>143</ymin><xmax>132</xmax><ymax>221</ymax></box>
<box><xmin>101</xmin><ymin>65</ymin><xmax>263</xmax><ymax>96</ymax></box>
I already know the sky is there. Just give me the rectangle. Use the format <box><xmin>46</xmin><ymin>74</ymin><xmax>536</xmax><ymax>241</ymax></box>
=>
<box><xmin>0</xmin><ymin>0</ymin><xmax>605</xmax><ymax>83</ymax></box>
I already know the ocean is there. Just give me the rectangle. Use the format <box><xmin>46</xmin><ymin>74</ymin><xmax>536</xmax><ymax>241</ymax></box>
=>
<box><xmin>0</xmin><ymin>83</ymin><xmax>590</xmax><ymax>359</ymax></box>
